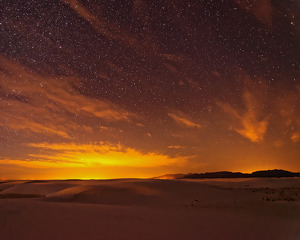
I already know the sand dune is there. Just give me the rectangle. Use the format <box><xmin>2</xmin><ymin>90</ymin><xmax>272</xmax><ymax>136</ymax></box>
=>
<box><xmin>1</xmin><ymin>178</ymin><xmax>300</xmax><ymax>240</ymax></box>
<box><xmin>1</xmin><ymin>181</ymin><xmax>76</xmax><ymax>196</ymax></box>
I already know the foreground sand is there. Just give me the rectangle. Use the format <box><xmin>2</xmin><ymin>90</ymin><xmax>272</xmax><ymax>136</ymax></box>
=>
<box><xmin>1</xmin><ymin>178</ymin><xmax>300</xmax><ymax>240</ymax></box>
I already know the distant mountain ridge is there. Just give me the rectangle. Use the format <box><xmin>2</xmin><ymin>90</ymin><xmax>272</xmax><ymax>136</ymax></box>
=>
<box><xmin>155</xmin><ymin>170</ymin><xmax>300</xmax><ymax>179</ymax></box>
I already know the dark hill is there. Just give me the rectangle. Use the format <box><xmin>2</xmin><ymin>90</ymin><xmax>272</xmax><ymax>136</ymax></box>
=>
<box><xmin>250</xmin><ymin>169</ymin><xmax>299</xmax><ymax>178</ymax></box>
<box><xmin>183</xmin><ymin>171</ymin><xmax>248</xmax><ymax>179</ymax></box>
<box><xmin>176</xmin><ymin>169</ymin><xmax>300</xmax><ymax>179</ymax></box>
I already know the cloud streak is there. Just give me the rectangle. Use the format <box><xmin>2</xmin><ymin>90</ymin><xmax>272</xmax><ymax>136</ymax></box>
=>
<box><xmin>218</xmin><ymin>91</ymin><xmax>269</xmax><ymax>143</ymax></box>
<box><xmin>168</xmin><ymin>112</ymin><xmax>202</xmax><ymax>129</ymax></box>
<box><xmin>0</xmin><ymin>57</ymin><xmax>133</xmax><ymax>140</ymax></box>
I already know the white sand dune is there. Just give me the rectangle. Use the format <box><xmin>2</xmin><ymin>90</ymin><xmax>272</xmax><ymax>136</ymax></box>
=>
<box><xmin>1</xmin><ymin>178</ymin><xmax>300</xmax><ymax>240</ymax></box>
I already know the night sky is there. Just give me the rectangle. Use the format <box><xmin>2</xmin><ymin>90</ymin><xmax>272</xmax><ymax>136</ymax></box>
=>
<box><xmin>0</xmin><ymin>0</ymin><xmax>299</xmax><ymax>179</ymax></box>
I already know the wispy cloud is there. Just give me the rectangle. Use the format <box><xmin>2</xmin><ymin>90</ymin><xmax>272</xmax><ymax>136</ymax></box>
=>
<box><xmin>218</xmin><ymin>91</ymin><xmax>269</xmax><ymax>143</ymax></box>
<box><xmin>0</xmin><ymin>57</ymin><xmax>133</xmax><ymax>140</ymax></box>
<box><xmin>168</xmin><ymin>145</ymin><xmax>185</xmax><ymax>149</ymax></box>
<box><xmin>168</xmin><ymin>112</ymin><xmax>202</xmax><ymax>129</ymax></box>
<box><xmin>0</xmin><ymin>142</ymin><xmax>189</xmax><ymax>168</ymax></box>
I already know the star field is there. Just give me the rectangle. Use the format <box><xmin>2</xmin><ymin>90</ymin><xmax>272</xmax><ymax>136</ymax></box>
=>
<box><xmin>0</xmin><ymin>0</ymin><xmax>299</xmax><ymax>179</ymax></box>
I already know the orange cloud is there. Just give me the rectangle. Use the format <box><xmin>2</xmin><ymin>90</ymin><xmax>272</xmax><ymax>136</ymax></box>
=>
<box><xmin>168</xmin><ymin>112</ymin><xmax>201</xmax><ymax>129</ymax></box>
<box><xmin>218</xmin><ymin>91</ymin><xmax>269</xmax><ymax>143</ymax></box>
<box><xmin>0</xmin><ymin>142</ymin><xmax>189</xmax><ymax>168</ymax></box>
<box><xmin>291</xmin><ymin>133</ymin><xmax>300</xmax><ymax>143</ymax></box>
<box><xmin>2</xmin><ymin>118</ymin><xmax>71</xmax><ymax>139</ymax></box>
<box><xmin>168</xmin><ymin>145</ymin><xmax>185</xmax><ymax>149</ymax></box>
<box><xmin>0</xmin><ymin>57</ymin><xmax>133</xmax><ymax>140</ymax></box>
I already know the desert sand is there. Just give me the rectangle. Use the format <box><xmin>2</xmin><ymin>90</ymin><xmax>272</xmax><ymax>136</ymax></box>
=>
<box><xmin>1</xmin><ymin>178</ymin><xmax>300</xmax><ymax>240</ymax></box>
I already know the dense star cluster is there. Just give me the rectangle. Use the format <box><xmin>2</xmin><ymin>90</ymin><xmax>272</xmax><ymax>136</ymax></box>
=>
<box><xmin>0</xmin><ymin>0</ymin><xmax>299</xmax><ymax>179</ymax></box>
